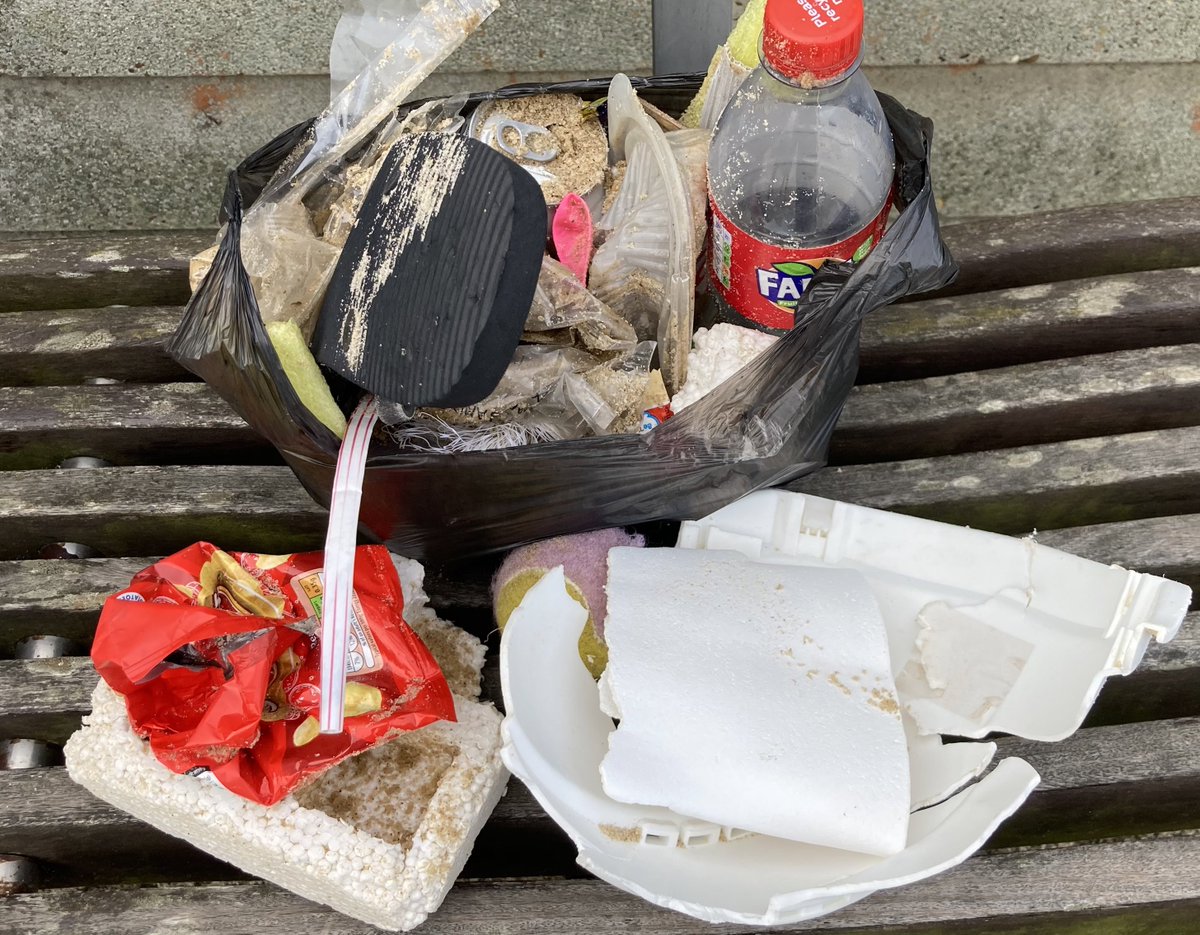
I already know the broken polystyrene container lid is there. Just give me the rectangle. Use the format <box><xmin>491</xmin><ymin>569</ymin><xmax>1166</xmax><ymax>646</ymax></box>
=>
<box><xmin>677</xmin><ymin>490</ymin><xmax>1192</xmax><ymax>742</ymax></box>
<box><xmin>600</xmin><ymin>548</ymin><xmax>910</xmax><ymax>856</ymax></box>
<box><xmin>499</xmin><ymin>568</ymin><xmax>1039</xmax><ymax>926</ymax></box>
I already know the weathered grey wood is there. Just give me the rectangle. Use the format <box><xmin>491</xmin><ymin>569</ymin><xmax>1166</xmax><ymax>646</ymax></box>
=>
<box><xmin>996</xmin><ymin>717</ymin><xmax>1200</xmax><ymax>790</ymax></box>
<box><xmin>6</xmin><ymin>265</ymin><xmax>1194</xmax><ymax>393</ymax></box>
<box><xmin>0</xmin><ymin>231</ymin><xmax>213</xmax><ymax>312</ymax></box>
<box><xmin>833</xmin><ymin>344</ymin><xmax>1200</xmax><ymax>464</ymax></box>
<box><xmin>1034</xmin><ymin>515</ymin><xmax>1200</xmax><ymax>594</ymax></box>
<box><xmin>0</xmin><ymin>465</ymin><xmax>328</xmax><ymax>561</ymax></box>
<box><xmin>1</xmin><ymin>516</ymin><xmax>1190</xmax><ymax>654</ymax></box>
<box><xmin>2</xmin><ymin>834</ymin><xmax>1198</xmax><ymax>934</ymax></box>
<box><xmin>1</xmin><ymin>427</ymin><xmax>1194</xmax><ymax>561</ymax></box>
<box><xmin>935</xmin><ymin>197</ymin><xmax>1200</xmax><ymax>297</ymax></box>
<box><xmin>1</xmin><ymin>198</ymin><xmax>1196</xmax><ymax>317</ymax></box>
<box><xmin>795</xmin><ymin>426</ymin><xmax>1200</xmax><ymax>535</ymax></box>
<box><xmin>0</xmin><ymin>305</ymin><xmax>189</xmax><ymax>385</ymax></box>
<box><xmin>0</xmin><ymin>658</ymin><xmax>94</xmax><ymax>744</ymax></box>
<box><xmin>0</xmin><ymin>382</ymin><xmax>278</xmax><ymax>470</ymax></box>
<box><xmin>860</xmin><ymin>265</ymin><xmax>1200</xmax><ymax>382</ymax></box>
<box><xmin>6</xmin><ymin>342</ymin><xmax>1197</xmax><ymax>470</ymax></box>
<box><xmin>1086</xmin><ymin>612</ymin><xmax>1200</xmax><ymax>729</ymax></box>
<box><xmin>8</xmin><ymin>712</ymin><xmax>1196</xmax><ymax>886</ymax></box>
<box><xmin>0</xmin><ymin>558</ymin><xmax>148</xmax><ymax>655</ymax></box>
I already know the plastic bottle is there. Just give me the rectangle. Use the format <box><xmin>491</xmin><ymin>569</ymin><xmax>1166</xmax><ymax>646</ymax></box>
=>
<box><xmin>706</xmin><ymin>0</ymin><xmax>895</xmax><ymax>332</ymax></box>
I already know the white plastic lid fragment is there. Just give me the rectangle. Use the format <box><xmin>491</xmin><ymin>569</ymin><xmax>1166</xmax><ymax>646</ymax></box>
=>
<box><xmin>600</xmin><ymin>547</ymin><xmax>910</xmax><ymax>856</ymax></box>
<box><xmin>677</xmin><ymin>490</ymin><xmax>1192</xmax><ymax>741</ymax></box>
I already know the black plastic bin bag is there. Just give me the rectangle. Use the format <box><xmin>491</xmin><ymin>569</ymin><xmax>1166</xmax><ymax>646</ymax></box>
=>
<box><xmin>167</xmin><ymin>76</ymin><xmax>957</xmax><ymax>561</ymax></box>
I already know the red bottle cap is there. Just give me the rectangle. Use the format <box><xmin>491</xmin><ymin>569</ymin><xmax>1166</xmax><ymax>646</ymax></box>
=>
<box><xmin>762</xmin><ymin>0</ymin><xmax>865</xmax><ymax>85</ymax></box>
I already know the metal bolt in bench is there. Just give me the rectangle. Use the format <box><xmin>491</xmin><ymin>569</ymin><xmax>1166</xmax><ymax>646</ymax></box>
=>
<box><xmin>0</xmin><ymin>197</ymin><xmax>1198</xmax><ymax>932</ymax></box>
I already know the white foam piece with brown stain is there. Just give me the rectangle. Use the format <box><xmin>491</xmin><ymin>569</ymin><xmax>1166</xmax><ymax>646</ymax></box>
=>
<box><xmin>599</xmin><ymin>547</ymin><xmax>910</xmax><ymax>856</ymax></box>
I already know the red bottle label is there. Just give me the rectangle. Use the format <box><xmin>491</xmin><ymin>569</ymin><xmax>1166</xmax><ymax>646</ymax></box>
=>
<box><xmin>709</xmin><ymin>194</ymin><xmax>892</xmax><ymax>330</ymax></box>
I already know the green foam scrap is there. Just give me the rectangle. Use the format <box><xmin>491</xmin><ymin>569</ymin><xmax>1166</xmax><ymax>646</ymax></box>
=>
<box><xmin>729</xmin><ymin>0</ymin><xmax>768</xmax><ymax>67</ymax></box>
<box><xmin>265</xmin><ymin>320</ymin><xmax>347</xmax><ymax>439</ymax></box>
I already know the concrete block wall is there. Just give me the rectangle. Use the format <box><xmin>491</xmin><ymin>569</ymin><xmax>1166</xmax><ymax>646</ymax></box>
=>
<box><xmin>1</xmin><ymin>0</ymin><xmax>1197</xmax><ymax>230</ymax></box>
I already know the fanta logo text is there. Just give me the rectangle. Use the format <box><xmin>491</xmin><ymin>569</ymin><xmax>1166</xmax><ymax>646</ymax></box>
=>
<box><xmin>756</xmin><ymin>262</ymin><xmax>815</xmax><ymax>309</ymax></box>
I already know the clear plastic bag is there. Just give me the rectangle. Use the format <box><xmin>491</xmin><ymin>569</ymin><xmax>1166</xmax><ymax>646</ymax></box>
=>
<box><xmin>525</xmin><ymin>256</ymin><xmax>638</xmax><ymax>353</ymax></box>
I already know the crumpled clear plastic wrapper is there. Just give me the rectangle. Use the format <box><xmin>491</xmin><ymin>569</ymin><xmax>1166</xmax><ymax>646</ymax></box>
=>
<box><xmin>525</xmin><ymin>256</ymin><xmax>638</xmax><ymax>353</ymax></box>
<box><xmin>225</xmin><ymin>0</ymin><xmax>496</xmax><ymax>338</ymax></box>
<box><xmin>380</xmin><ymin>339</ymin><xmax>656</xmax><ymax>450</ymax></box>
<box><xmin>590</xmin><ymin>77</ymin><xmax>705</xmax><ymax>394</ymax></box>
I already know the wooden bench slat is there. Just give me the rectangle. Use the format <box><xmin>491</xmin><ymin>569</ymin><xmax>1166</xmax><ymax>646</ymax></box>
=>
<box><xmin>4</xmin><ymin>264</ymin><xmax>1197</xmax><ymax>393</ymax></box>
<box><xmin>0</xmin><ymin>382</ymin><xmax>280</xmax><ymax>470</ymax></box>
<box><xmin>0</xmin><ymin>305</ymin><xmax>189</xmax><ymax>386</ymax></box>
<box><xmin>3</xmin><ymin>833</ymin><xmax>1198</xmax><ymax>934</ymax></box>
<box><xmin>860</xmin><ymin>265</ymin><xmax>1200</xmax><ymax>382</ymax></box>
<box><xmin>1</xmin><ymin>515</ymin><xmax>1191</xmax><ymax>656</ymax></box>
<box><xmin>3</xmin><ymin>712</ymin><xmax>1196</xmax><ymax>886</ymax></box>
<box><xmin>1034</xmin><ymin>516</ymin><xmax>1200</xmax><ymax>594</ymax></box>
<box><xmin>6</xmin><ymin>343</ymin><xmax>1198</xmax><ymax>470</ymax></box>
<box><xmin>995</xmin><ymin>716</ymin><xmax>1200</xmax><ymax>791</ymax></box>
<box><xmin>0</xmin><ymin>427</ymin><xmax>1195</xmax><ymax>561</ymax></box>
<box><xmin>0</xmin><ymin>231</ymin><xmax>213</xmax><ymax>313</ymax></box>
<box><xmin>935</xmin><ymin>196</ymin><xmax>1200</xmax><ymax>298</ymax></box>
<box><xmin>0</xmin><ymin>465</ymin><xmax>328</xmax><ymax>561</ymax></box>
<box><xmin>4</xmin><ymin>264</ymin><xmax>1195</xmax><ymax>394</ymax></box>
<box><xmin>796</xmin><ymin>426</ymin><xmax>1200</xmax><ymax>534</ymax></box>
<box><xmin>0</xmin><ymin>657</ymin><xmax>94</xmax><ymax>744</ymax></box>
<box><xmin>834</xmin><ymin>343</ymin><xmax>1200</xmax><ymax>464</ymax></box>
<box><xmin>0</xmin><ymin>197</ymin><xmax>1194</xmax><ymax>319</ymax></box>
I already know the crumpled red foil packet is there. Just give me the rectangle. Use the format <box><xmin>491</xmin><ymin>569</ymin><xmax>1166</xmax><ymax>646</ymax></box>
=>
<box><xmin>91</xmin><ymin>542</ymin><xmax>455</xmax><ymax>805</ymax></box>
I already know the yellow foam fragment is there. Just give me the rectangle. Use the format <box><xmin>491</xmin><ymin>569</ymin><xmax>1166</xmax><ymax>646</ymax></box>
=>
<box><xmin>577</xmin><ymin>618</ymin><xmax>609</xmax><ymax>680</ymax></box>
<box><xmin>728</xmin><ymin>0</ymin><xmax>768</xmax><ymax>67</ymax></box>
<box><xmin>266</xmin><ymin>319</ymin><xmax>347</xmax><ymax>439</ymax></box>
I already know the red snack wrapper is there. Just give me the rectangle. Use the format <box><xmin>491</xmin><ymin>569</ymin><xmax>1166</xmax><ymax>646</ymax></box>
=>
<box><xmin>91</xmin><ymin>542</ymin><xmax>455</xmax><ymax>805</ymax></box>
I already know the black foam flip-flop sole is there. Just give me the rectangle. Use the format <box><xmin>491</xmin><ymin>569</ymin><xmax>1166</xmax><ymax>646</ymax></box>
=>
<box><xmin>313</xmin><ymin>132</ymin><xmax>546</xmax><ymax>408</ymax></box>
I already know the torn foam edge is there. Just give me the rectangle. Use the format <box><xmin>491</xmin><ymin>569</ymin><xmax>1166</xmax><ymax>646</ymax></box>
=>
<box><xmin>319</xmin><ymin>394</ymin><xmax>380</xmax><ymax>733</ymax></box>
